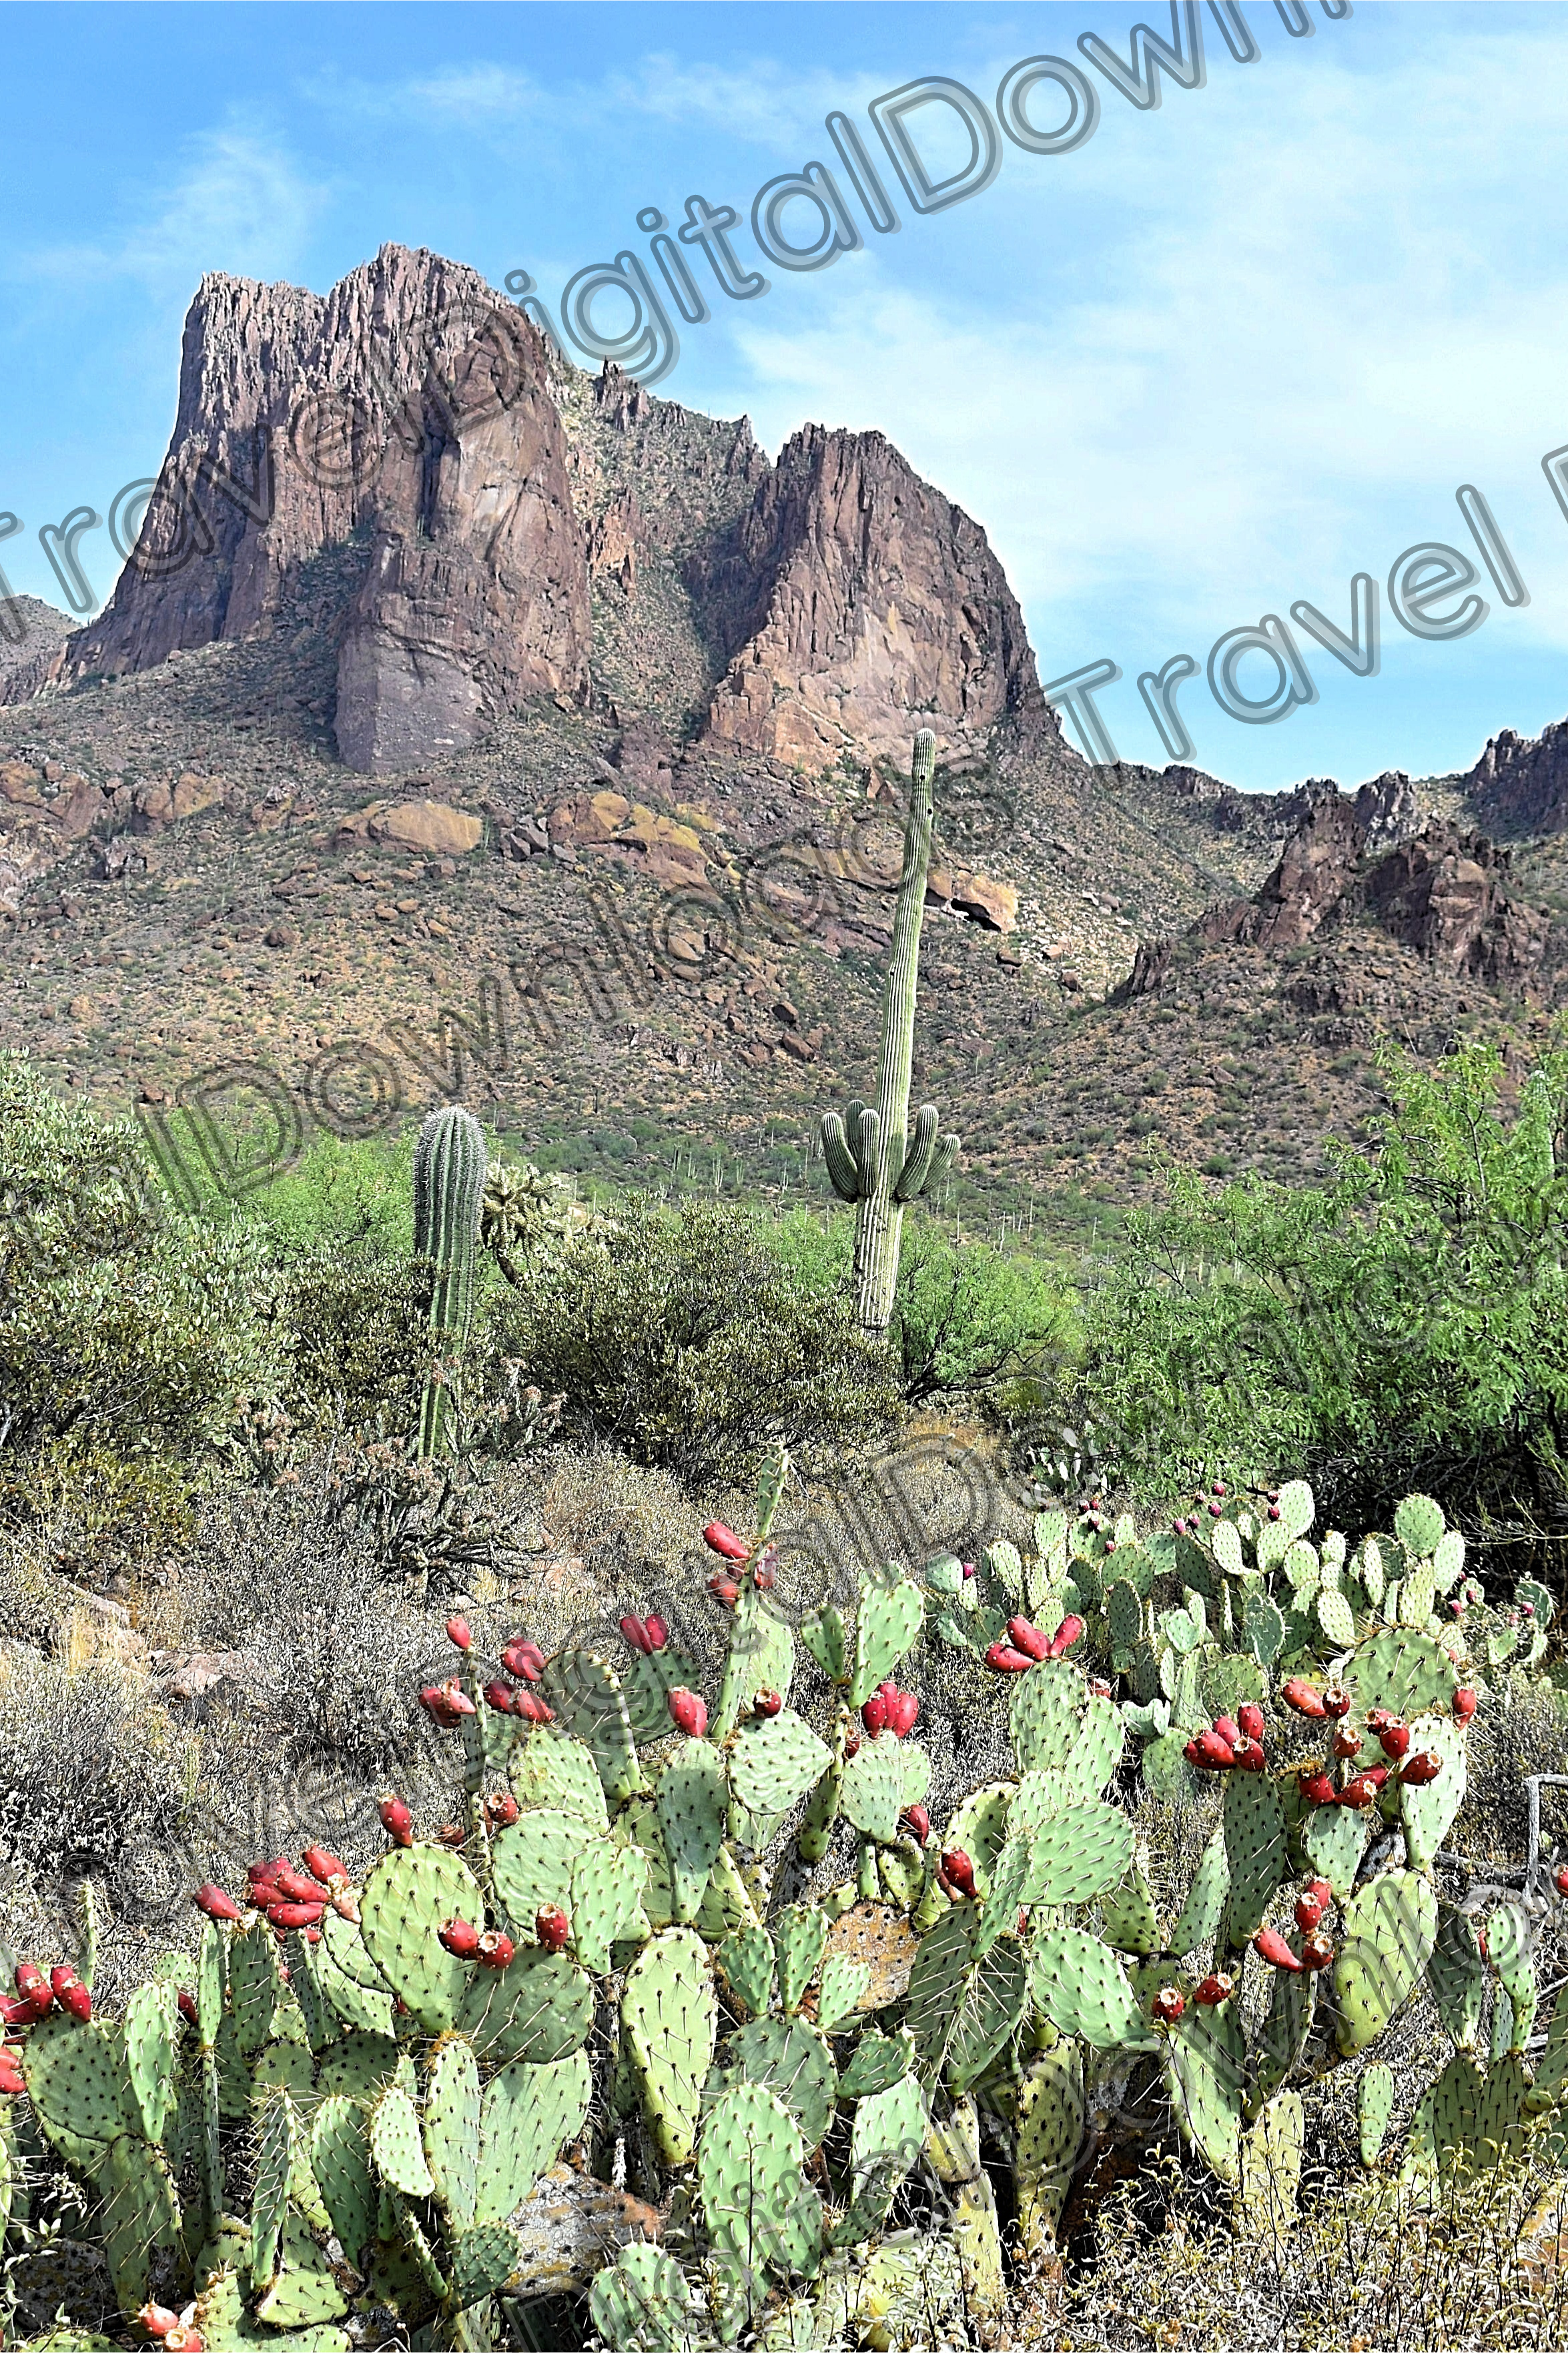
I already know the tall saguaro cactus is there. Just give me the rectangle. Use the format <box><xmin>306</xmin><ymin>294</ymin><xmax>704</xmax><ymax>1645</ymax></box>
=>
<box><xmin>821</xmin><ymin>729</ymin><xmax>959</xmax><ymax>1333</ymax></box>
<box><xmin>413</xmin><ymin>1105</ymin><xmax>488</xmax><ymax>1457</ymax></box>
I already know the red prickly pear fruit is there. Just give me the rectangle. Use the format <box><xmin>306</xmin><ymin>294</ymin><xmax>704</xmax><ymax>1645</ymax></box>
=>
<box><xmin>1152</xmin><ymin>1985</ymin><xmax>1186</xmax><ymax>2024</ymax></box>
<box><xmin>438</xmin><ymin>1826</ymin><xmax>466</xmax><ymax>1850</ymax></box>
<box><xmin>49</xmin><ymin>1966</ymin><xmax>78</xmax><ymax>1998</ymax></box>
<box><xmin>1268</xmin><ymin>1503</ymin><xmax>1282</xmax><ymax>1521</ymax></box>
<box><xmin>1297</xmin><ymin>1770</ymin><xmax>1337</xmax><ymax>1808</ymax></box>
<box><xmin>901</xmin><ymin>1804</ymin><xmax>931</xmax><ymax>1844</ymax></box>
<box><xmin>861</xmin><ymin>1691</ymin><xmax>889</xmax><ymax>1736</ymax></box>
<box><xmin>1212</xmin><ymin>1481</ymin><xmax>1226</xmax><ymax>1497</ymax></box>
<box><xmin>484</xmin><ymin>1680</ymin><xmax>516</xmax><ymax>1714</ymax></box>
<box><xmin>535</xmin><ymin>1907</ymin><xmax>570</xmax><ymax>1954</ymax></box>
<box><xmin>137</xmin><ymin>2306</ymin><xmax>181</xmax><ymax>2339</ymax></box>
<box><xmin>15</xmin><ymin>1962</ymin><xmax>48</xmax><ymax>2004</ymax></box>
<box><xmin>753</xmin><ymin>1690</ymin><xmax>783</xmax><ymax>1718</ymax></box>
<box><xmin>1282</xmin><ymin>1678</ymin><xmax>1328</xmax><ymax>1719</ymax></box>
<box><xmin>1294</xmin><ymin>1895</ymin><xmax>1324</xmax><ymax>1933</ymax></box>
<box><xmin>668</xmin><ymin>1688</ymin><xmax>708</xmax><ymax>1739</ymax></box>
<box><xmin>177</xmin><ymin>1991</ymin><xmax>199</xmax><ymax>2026</ymax></box>
<box><xmin>380</xmin><ymin>1796</ymin><xmax>414</xmax><ymax>1842</ymax></box>
<box><xmin>1377</xmin><ymin>1721</ymin><xmax>1411</xmax><ymax>1760</ymax></box>
<box><xmin>1555</xmin><ymin>1865</ymin><xmax>1568</xmax><ymax>1897</ymax></box>
<box><xmin>1331</xmin><ymin>1726</ymin><xmax>1362</xmax><ymax>1761</ymax></box>
<box><xmin>703</xmin><ymin>1522</ymin><xmax>749</xmax><ymax>1562</ymax></box>
<box><xmin>1048</xmin><ymin>1614</ymin><xmax>1086</xmax><ymax>1659</ymax></box>
<box><xmin>887</xmin><ymin>1689</ymin><xmax>918</xmax><ymax>1738</ymax></box>
<box><xmin>1399</xmin><ymin>1750</ymin><xmax>1444</xmax><ymax>1787</ymax></box>
<box><xmin>1364</xmin><ymin>1707</ymin><xmax>1396</xmax><ymax>1731</ymax></box>
<box><xmin>842</xmin><ymin>1733</ymin><xmax>861</xmax><ymax>1760</ymax></box>
<box><xmin>0</xmin><ymin>1995</ymin><xmax>35</xmax><ymax>2027</ymax></box>
<box><xmin>960</xmin><ymin>1561</ymin><xmax>976</xmax><ymax>1581</ymax></box>
<box><xmin>1212</xmin><ymin>1716</ymin><xmax>1242</xmax><ymax>1752</ymax></box>
<box><xmin>302</xmin><ymin>1846</ymin><xmax>348</xmax><ymax>1887</ymax></box>
<box><xmin>57</xmin><ymin>1980</ymin><xmax>92</xmax><ymax>2023</ymax></box>
<box><xmin>0</xmin><ymin>2062</ymin><xmax>24</xmax><ymax>2096</ymax></box>
<box><xmin>1362</xmin><ymin>1764</ymin><xmax>1390</xmax><ymax>1791</ymax></box>
<box><xmin>1006</xmin><ymin>1616</ymin><xmax>1052</xmax><ymax>1663</ymax></box>
<box><xmin>984</xmin><ymin>1642</ymin><xmax>1035</xmax><ymax>1674</ymax></box>
<box><xmin>1304</xmin><ymin>1877</ymin><xmax>1333</xmax><ymax>1909</ymax></box>
<box><xmin>502</xmin><ymin>1639</ymin><xmax>546</xmax><ymax>1682</ymax></box>
<box><xmin>1089</xmin><ymin>1676</ymin><xmax>1114</xmax><ymax>1698</ymax></box>
<box><xmin>438</xmin><ymin>1916</ymin><xmax>480</xmax><ymax>1959</ymax></box>
<box><xmin>1190</xmin><ymin>1729</ymin><xmax>1237</xmax><ymax>1771</ymax></box>
<box><xmin>486</xmin><ymin>1792</ymin><xmax>520</xmax><ymax>1828</ymax></box>
<box><xmin>1300</xmin><ymin>1931</ymin><xmax>1335</xmax><ymax>1971</ymax></box>
<box><xmin>941</xmin><ymin>1848</ymin><xmax>976</xmax><ymax>1898</ymax></box>
<box><xmin>1323</xmin><ymin>1687</ymin><xmax>1352</xmax><ymax>1720</ymax></box>
<box><xmin>165</xmin><ymin>2330</ymin><xmax>204</xmax><ymax>2353</ymax></box>
<box><xmin>645</xmin><ymin>1615</ymin><xmax>669</xmax><ymax>1652</ymax></box>
<box><xmin>1231</xmin><ymin>1739</ymin><xmax>1266</xmax><ymax>1773</ymax></box>
<box><xmin>271</xmin><ymin>1865</ymin><xmax>322</xmax><ymax>1904</ymax></box>
<box><xmin>619</xmin><ymin>1615</ymin><xmax>651</xmax><ymax>1655</ymax></box>
<box><xmin>707</xmin><ymin>1576</ymin><xmax>740</xmax><ymax>1608</ymax></box>
<box><xmin>1254</xmin><ymin>1927</ymin><xmax>1304</xmax><ymax>1973</ymax></box>
<box><xmin>476</xmin><ymin>1930</ymin><xmax>514</xmax><ymax>1970</ymax></box>
<box><xmin>192</xmin><ymin>1883</ymin><xmax>242</xmax><ymax>1922</ymax></box>
<box><xmin>513</xmin><ymin>1691</ymin><xmax>555</xmax><ymax>1724</ymax></box>
<box><xmin>1237</xmin><ymin>1703</ymin><xmax>1266</xmax><ymax>1744</ymax></box>
<box><xmin>330</xmin><ymin>1889</ymin><xmax>358</xmax><ymax>1923</ymax></box>
<box><xmin>1172</xmin><ymin>1518</ymin><xmax>1188</xmax><ymax>1536</ymax></box>
<box><xmin>753</xmin><ymin>1544</ymin><xmax>778</xmax><ymax>1590</ymax></box>
<box><xmin>1453</xmin><ymin>1688</ymin><xmax>1477</xmax><ymax>1724</ymax></box>
<box><xmin>268</xmin><ymin>1901</ymin><xmax>325</xmax><ymax>1930</ymax></box>
<box><xmin>1192</xmin><ymin>1972</ymin><xmax>1234</xmax><ymax>2006</ymax></box>
<box><xmin>445</xmin><ymin>1616</ymin><xmax>472</xmax><ymax>1650</ymax></box>
<box><xmin>1338</xmin><ymin>1775</ymin><xmax>1378</xmax><ymax>1808</ymax></box>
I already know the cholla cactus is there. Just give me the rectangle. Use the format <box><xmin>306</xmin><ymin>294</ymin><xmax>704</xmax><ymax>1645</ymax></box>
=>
<box><xmin>3</xmin><ymin>1454</ymin><xmax>1563</xmax><ymax>2353</ymax></box>
<box><xmin>480</xmin><ymin>1157</ymin><xmax>584</xmax><ymax>1284</ymax></box>
<box><xmin>821</xmin><ymin>730</ymin><xmax>959</xmax><ymax>1333</ymax></box>
<box><xmin>414</xmin><ymin>1106</ymin><xmax>487</xmax><ymax>1459</ymax></box>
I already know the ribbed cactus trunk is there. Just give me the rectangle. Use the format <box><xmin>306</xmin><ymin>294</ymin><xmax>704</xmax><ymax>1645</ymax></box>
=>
<box><xmin>821</xmin><ymin>730</ymin><xmax>959</xmax><ymax>1335</ymax></box>
<box><xmin>412</xmin><ymin>1106</ymin><xmax>488</xmax><ymax>1457</ymax></box>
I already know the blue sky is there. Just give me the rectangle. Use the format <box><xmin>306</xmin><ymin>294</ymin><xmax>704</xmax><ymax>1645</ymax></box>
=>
<box><xmin>3</xmin><ymin>1</ymin><xmax>1567</xmax><ymax>791</ymax></box>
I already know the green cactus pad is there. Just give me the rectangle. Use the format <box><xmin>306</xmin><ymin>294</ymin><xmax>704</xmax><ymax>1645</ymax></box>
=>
<box><xmin>1164</xmin><ymin>2002</ymin><xmax>1246</xmax><ymax>2184</ymax></box>
<box><xmin>1106</xmin><ymin>1578</ymin><xmax>1144</xmax><ymax>1656</ymax></box>
<box><xmin>1010</xmin><ymin>1661</ymin><xmax>1086</xmax><ymax>1774</ymax></box>
<box><xmin>1274</xmin><ymin>1479</ymin><xmax>1314</xmax><ymax>1543</ymax></box>
<box><xmin>316</xmin><ymin>2029</ymin><xmax>406</xmax><ymax>2103</ymax></box>
<box><xmin>457</xmin><ymin>1943</ymin><xmax>593</xmax><ymax>2066</ymax></box>
<box><xmin>311</xmin><ymin>2095</ymin><xmax>377</xmax><ymax>2270</ymax></box>
<box><xmin>100</xmin><ymin>2132</ymin><xmax>180</xmax><ymax>2314</ymax></box>
<box><xmin>730</xmin><ymin>2017</ymin><xmax>837</xmax><ymax>2149</ymax></box>
<box><xmin>617</xmin><ymin>1796</ymin><xmax>675</xmax><ymax>1930</ymax></box>
<box><xmin>1027</xmin><ymin>1924</ymin><xmax>1148</xmax><ymax>2049</ymax></box>
<box><xmin>717</xmin><ymin>1925</ymin><xmax>776</xmax><ymax>2017</ymax></box>
<box><xmin>252</xmin><ymin>2091</ymin><xmax>294</xmax><ymax>2285</ymax></box>
<box><xmin>817</xmin><ymin>1951</ymin><xmax>872</xmax><ymax>2034</ymax></box>
<box><xmin>320</xmin><ymin>1907</ymin><xmax>388</xmax><ymax>1990</ymax></box>
<box><xmin>1346</xmin><ymin>1626</ymin><xmax>1457</xmax><ymax>1738</ymax></box>
<box><xmin>422</xmin><ymin>2035</ymin><xmax>481</xmax><ymax>2227</ymax></box>
<box><xmin>1300</xmin><ymin>1794</ymin><xmax>1370</xmax><ymax>1901</ymax></box>
<box><xmin>368</xmin><ymin>2083</ymin><xmax>435</xmax><ymax>2196</ymax></box>
<box><xmin>23</xmin><ymin>2015</ymin><xmax>131</xmax><ymax>2160</ymax></box>
<box><xmin>1358</xmin><ymin>2061</ymin><xmax>1396</xmax><ymax>2167</ymax></box>
<box><xmin>655</xmin><ymin>1738</ymin><xmax>728</xmax><ymax>1924</ymax></box>
<box><xmin>491</xmin><ymin>1806</ymin><xmax>592</xmax><ymax>1929</ymax></box>
<box><xmin>1247</xmin><ymin>1965</ymin><xmax>1315</xmax><ymax>2120</ymax></box>
<box><xmin>1061</xmin><ymin>1691</ymin><xmax>1126</xmax><ymax>1800</ymax></box>
<box><xmin>253</xmin><ymin>2210</ymin><xmax>350</xmax><ymax>2329</ymax></box>
<box><xmin>508</xmin><ymin>1726</ymin><xmax>610</xmax><ymax>1830</ymax></box>
<box><xmin>1098</xmin><ymin>1866</ymin><xmax>1160</xmax><ymax>1958</ymax></box>
<box><xmin>1142</xmin><ymin>1729</ymin><xmax>1199</xmax><ymax>1802</ymax></box>
<box><xmin>975</xmin><ymin>1837</ymin><xmax>1034</xmax><ymax>1957</ymax></box>
<box><xmin>474</xmin><ymin>2049</ymin><xmax>591</xmax><ymax>2224</ymax></box>
<box><xmin>540</xmin><ymin>1652</ymin><xmax>642</xmax><ymax>1800</ymax></box>
<box><xmin>838</xmin><ymin>2027</ymin><xmax>913</xmax><ymax>2099</ymax></box>
<box><xmin>1218</xmin><ymin>1771</ymin><xmax>1288</xmax><ymax>1950</ymax></box>
<box><xmin>729</xmin><ymin>1710</ymin><xmax>833</xmax><ymax>1820</ymax></box>
<box><xmin>447</xmin><ymin>2221</ymin><xmax>519</xmax><ymax>2310</ymax></box>
<box><xmin>1015</xmin><ymin>2042</ymin><xmax>1084</xmax><ymax>2254</ymax></box>
<box><xmin>1483</xmin><ymin>1901</ymin><xmax>1537</xmax><ymax>2051</ymax></box>
<box><xmin>1021</xmin><ymin>1803</ymin><xmax>1134</xmax><ymax>1908</ymax></box>
<box><xmin>1332</xmin><ymin>1871</ymin><xmax>1437</xmax><ymax>2055</ymax></box>
<box><xmin>618</xmin><ymin>1642</ymin><xmax>706</xmax><ymax>1746</ymax></box>
<box><xmin>847</xmin><ymin>2070</ymin><xmax>927</xmax><ymax>2228</ymax></box>
<box><xmin>230</xmin><ymin>1919</ymin><xmax>282</xmax><ymax>2057</ymax></box>
<box><xmin>1398</xmin><ymin>1713</ymin><xmax>1467</xmax><ymax>1870</ymax></box>
<box><xmin>942</xmin><ymin>1782</ymin><xmax>1016</xmax><ymax>1895</ymax></box>
<box><xmin>623</xmin><ymin>1928</ymin><xmax>717</xmax><ymax>2166</ymax></box>
<box><xmin>839</xmin><ymin>1741</ymin><xmax>904</xmax><ymax>1844</ymax></box>
<box><xmin>772</xmin><ymin>1907</ymin><xmax>828</xmax><ymax>2016</ymax></box>
<box><xmin>799</xmin><ymin>1605</ymin><xmax>849</xmax><ymax>1684</ymax></box>
<box><xmin>1316</xmin><ymin>1586</ymin><xmax>1357</xmax><ymax>1649</ymax></box>
<box><xmin>359</xmin><ymin>1845</ymin><xmax>483</xmax><ymax>2033</ymax></box>
<box><xmin>849</xmin><ymin>1580</ymin><xmax>925</xmax><ymax>1706</ymax></box>
<box><xmin>1427</xmin><ymin>1903</ymin><xmax>1487</xmax><ymax>2050</ymax></box>
<box><xmin>911</xmin><ymin>1909</ymin><xmax>1029</xmax><ymax>2092</ymax></box>
<box><xmin>569</xmin><ymin>1839</ymin><xmax>651</xmax><ymax>1973</ymax></box>
<box><xmin>1244</xmin><ymin>1590</ymin><xmax>1288</xmax><ymax>1667</ymax></box>
<box><xmin>1238</xmin><ymin>2089</ymin><xmax>1303</xmax><ymax>2232</ymax></box>
<box><xmin>589</xmin><ymin>2244</ymin><xmax>699</xmax><ymax>2353</ymax></box>
<box><xmin>699</xmin><ymin>2079</ymin><xmax>821</xmax><ymax>2286</ymax></box>
<box><xmin>1395</xmin><ymin>1493</ymin><xmax>1445</xmax><ymax>1557</ymax></box>
<box><xmin>123</xmin><ymin>1979</ymin><xmax>179</xmax><ymax>2143</ymax></box>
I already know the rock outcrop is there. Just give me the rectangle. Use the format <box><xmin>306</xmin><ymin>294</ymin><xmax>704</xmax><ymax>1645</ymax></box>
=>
<box><xmin>1467</xmin><ymin>718</ymin><xmax>1568</xmax><ymax>838</ymax></box>
<box><xmin>0</xmin><ymin>597</ymin><xmax>74</xmax><ymax>708</ymax></box>
<box><xmin>702</xmin><ymin>424</ymin><xmax>1049</xmax><ymax>768</ymax></box>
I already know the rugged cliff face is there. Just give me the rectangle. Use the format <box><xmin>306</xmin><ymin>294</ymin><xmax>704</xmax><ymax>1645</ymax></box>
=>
<box><xmin>54</xmin><ymin>245</ymin><xmax>1051</xmax><ymax>777</ymax></box>
<box><xmin>1467</xmin><ymin>718</ymin><xmax>1568</xmax><ymax>839</ymax></box>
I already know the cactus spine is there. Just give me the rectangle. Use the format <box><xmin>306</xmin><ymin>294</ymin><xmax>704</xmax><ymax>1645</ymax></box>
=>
<box><xmin>413</xmin><ymin>1106</ymin><xmax>488</xmax><ymax>1457</ymax></box>
<box><xmin>821</xmin><ymin>729</ymin><xmax>959</xmax><ymax>1332</ymax></box>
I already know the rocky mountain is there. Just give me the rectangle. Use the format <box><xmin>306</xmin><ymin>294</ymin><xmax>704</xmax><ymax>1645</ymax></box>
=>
<box><xmin>1</xmin><ymin>241</ymin><xmax>1565</xmax><ymax>1242</ymax></box>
